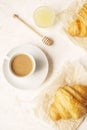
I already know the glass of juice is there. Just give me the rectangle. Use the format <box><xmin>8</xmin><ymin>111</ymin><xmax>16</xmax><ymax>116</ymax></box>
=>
<box><xmin>33</xmin><ymin>6</ymin><xmax>56</xmax><ymax>28</ymax></box>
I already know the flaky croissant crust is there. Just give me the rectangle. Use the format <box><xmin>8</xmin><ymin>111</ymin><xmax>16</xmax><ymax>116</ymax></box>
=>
<box><xmin>49</xmin><ymin>85</ymin><xmax>87</xmax><ymax>121</ymax></box>
<box><xmin>68</xmin><ymin>4</ymin><xmax>87</xmax><ymax>37</ymax></box>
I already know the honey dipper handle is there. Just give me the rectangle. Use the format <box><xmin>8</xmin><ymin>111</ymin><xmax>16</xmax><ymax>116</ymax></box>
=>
<box><xmin>13</xmin><ymin>14</ymin><xmax>43</xmax><ymax>38</ymax></box>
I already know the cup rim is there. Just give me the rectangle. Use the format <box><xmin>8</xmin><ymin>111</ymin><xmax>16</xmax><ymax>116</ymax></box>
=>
<box><xmin>9</xmin><ymin>53</ymin><xmax>36</xmax><ymax>78</ymax></box>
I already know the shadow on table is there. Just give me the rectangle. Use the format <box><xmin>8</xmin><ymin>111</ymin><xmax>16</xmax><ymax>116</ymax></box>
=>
<box><xmin>37</xmin><ymin>45</ymin><xmax>53</xmax><ymax>82</ymax></box>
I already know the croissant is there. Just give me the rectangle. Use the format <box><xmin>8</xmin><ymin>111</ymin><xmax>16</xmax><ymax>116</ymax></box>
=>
<box><xmin>68</xmin><ymin>4</ymin><xmax>87</xmax><ymax>37</ymax></box>
<box><xmin>49</xmin><ymin>85</ymin><xmax>87</xmax><ymax>121</ymax></box>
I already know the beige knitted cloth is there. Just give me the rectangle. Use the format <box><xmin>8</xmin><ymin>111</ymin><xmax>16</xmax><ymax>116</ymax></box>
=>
<box><xmin>33</xmin><ymin>60</ymin><xmax>87</xmax><ymax>130</ymax></box>
<box><xmin>61</xmin><ymin>0</ymin><xmax>87</xmax><ymax>51</ymax></box>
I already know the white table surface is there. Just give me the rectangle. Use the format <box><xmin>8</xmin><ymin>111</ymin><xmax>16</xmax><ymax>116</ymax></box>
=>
<box><xmin>0</xmin><ymin>0</ymin><xmax>87</xmax><ymax>130</ymax></box>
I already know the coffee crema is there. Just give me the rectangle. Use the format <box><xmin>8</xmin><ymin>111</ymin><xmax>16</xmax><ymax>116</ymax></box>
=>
<box><xmin>11</xmin><ymin>54</ymin><xmax>33</xmax><ymax>76</ymax></box>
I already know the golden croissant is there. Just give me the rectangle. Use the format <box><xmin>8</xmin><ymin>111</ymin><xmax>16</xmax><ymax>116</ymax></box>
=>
<box><xmin>49</xmin><ymin>85</ymin><xmax>87</xmax><ymax>121</ymax></box>
<box><xmin>68</xmin><ymin>4</ymin><xmax>87</xmax><ymax>37</ymax></box>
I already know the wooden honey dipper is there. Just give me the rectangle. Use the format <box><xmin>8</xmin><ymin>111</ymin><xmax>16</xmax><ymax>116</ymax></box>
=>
<box><xmin>13</xmin><ymin>14</ymin><xmax>53</xmax><ymax>46</ymax></box>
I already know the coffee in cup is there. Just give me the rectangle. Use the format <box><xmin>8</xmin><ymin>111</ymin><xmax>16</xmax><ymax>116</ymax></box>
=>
<box><xmin>10</xmin><ymin>54</ymin><xmax>35</xmax><ymax>77</ymax></box>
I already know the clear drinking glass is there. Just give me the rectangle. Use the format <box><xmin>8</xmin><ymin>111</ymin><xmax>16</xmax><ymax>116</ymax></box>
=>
<box><xmin>33</xmin><ymin>6</ymin><xmax>56</xmax><ymax>28</ymax></box>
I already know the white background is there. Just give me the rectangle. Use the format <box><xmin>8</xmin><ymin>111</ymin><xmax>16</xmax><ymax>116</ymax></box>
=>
<box><xmin>0</xmin><ymin>0</ymin><xmax>87</xmax><ymax>130</ymax></box>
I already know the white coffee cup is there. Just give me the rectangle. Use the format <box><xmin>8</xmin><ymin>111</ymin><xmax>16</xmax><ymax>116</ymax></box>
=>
<box><xmin>5</xmin><ymin>53</ymin><xmax>36</xmax><ymax>78</ymax></box>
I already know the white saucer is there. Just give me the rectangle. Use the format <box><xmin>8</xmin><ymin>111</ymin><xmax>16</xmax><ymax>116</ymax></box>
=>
<box><xmin>3</xmin><ymin>44</ymin><xmax>48</xmax><ymax>89</ymax></box>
